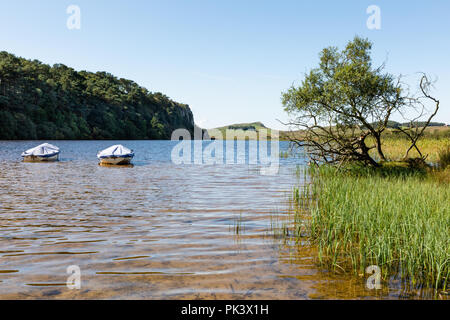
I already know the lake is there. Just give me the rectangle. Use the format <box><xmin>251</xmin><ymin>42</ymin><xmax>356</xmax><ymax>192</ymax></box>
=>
<box><xmin>0</xmin><ymin>140</ymin><xmax>423</xmax><ymax>299</ymax></box>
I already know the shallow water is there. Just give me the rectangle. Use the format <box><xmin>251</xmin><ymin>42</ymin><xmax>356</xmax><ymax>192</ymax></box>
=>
<box><xmin>0</xmin><ymin>141</ymin><xmax>441</xmax><ymax>299</ymax></box>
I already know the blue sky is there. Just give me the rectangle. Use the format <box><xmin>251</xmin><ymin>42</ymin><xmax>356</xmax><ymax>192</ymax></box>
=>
<box><xmin>1</xmin><ymin>0</ymin><xmax>449</xmax><ymax>129</ymax></box>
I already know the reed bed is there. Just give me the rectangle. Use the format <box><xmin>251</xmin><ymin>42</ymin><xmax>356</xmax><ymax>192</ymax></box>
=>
<box><xmin>296</xmin><ymin>165</ymin><xmax>449</xmax><ymax>291</ymax></box>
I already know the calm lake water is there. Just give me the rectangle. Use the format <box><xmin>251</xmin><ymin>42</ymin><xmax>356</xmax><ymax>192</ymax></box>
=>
<box><xmin>0</xmin><ymin>140</ymin><xmax>436</xmax><ymax>299</ymax></box>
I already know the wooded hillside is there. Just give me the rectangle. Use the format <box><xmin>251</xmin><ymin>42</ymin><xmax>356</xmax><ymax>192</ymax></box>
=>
<box><xmin>0</xmin><ymin>51</ymin><xmax>195</xmax><ymax>140</ymax></box>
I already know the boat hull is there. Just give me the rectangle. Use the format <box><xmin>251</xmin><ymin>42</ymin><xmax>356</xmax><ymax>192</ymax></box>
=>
<box><xmin>22</xmin><ymin>154</ymin><xmax>59</xmax><ymax>162</ymax></box>
<box><xmin>98</xmin><ymin>156</ymin><xmax>133</xmax><ymax>165</ymax></box>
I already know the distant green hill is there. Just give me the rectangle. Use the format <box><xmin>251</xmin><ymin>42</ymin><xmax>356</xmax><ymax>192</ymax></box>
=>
<box><xmin>0</xmin><ymin>51</ymin><xmax>195</xmax><ymax>140</ymax></box>
<box><xmin>220</xmin><ymin>121</ymin><xmax>267</xmax><ymax>131</ymax></box>
<box><xmin>208</xmin><ymin>122</ymin><xmax>274</xmax><ymax>139</ymax></box>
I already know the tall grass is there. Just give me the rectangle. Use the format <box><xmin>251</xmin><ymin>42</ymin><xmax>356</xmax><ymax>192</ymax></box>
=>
<box><xmin>375</xmin><ymin>136</ymin><xmax>450</xmax><ymax>162</ymax></box>
<box><xmin>437</xmin><ymin>146</ymin><xmax>450</xmax><ymax>169</ymax></box>
<box><xmin>298</xmin><ymin>165</ymin><xmax>449</xmax><ymax>292</ymax></box>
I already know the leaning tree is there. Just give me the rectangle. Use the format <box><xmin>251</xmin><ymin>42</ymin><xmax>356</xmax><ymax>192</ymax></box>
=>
<box><xmin>282</xmin><ymin>36</ymin><xmax>440</xmax><ymax>167</ymax></box>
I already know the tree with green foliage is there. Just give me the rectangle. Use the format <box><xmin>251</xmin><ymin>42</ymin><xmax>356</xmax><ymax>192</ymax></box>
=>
<box><xmin>282</xmin><ymin>36</ymin><xmax>440</xmax><ymax>166</ymax></box>
<box><xmin>0</xmin><ymin>51</ymin><xmax>195</xmax><ymax>140</ymax></box>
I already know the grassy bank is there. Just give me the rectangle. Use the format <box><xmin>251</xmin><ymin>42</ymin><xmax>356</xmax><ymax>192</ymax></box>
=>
<box><xmin>290</xmin><ymin>137</ymin><xmax>449</xmax><ymax>293</ymax></box>
<box><xmin>300</xmin><ymin>165</ymin><xmax>449</xmax><ymax>291</ymax></box>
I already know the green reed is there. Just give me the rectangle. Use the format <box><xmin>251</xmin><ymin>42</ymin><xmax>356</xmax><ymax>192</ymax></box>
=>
<box><xmin>294</xmin><ymin>165</ymin><xmax>449</xmax><ymax>292</ymax></box>
<box><xmin>231</xmin><ymin>212</ymin><xmax>245</xmax><ymax>235</ymax></box>
<box><xmin>279</xmin><ymin>151</ymin><xmax>290</xmax><ymax>159</ymax></box>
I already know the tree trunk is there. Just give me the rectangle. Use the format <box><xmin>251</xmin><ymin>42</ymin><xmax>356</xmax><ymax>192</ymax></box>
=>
<box><xmin>374</xmin><ymin>133</ymin><xmax>386</xmax><ymax>161</ymax></box>
<box><xmin>367</xmin><ymin>155</ymin><xmax>380</xmax><ymax>167</ymax></box>
<box><xmin>359</xmin><ymin>135</ymin><xmax>380</xmax><ymax>167</ymax></box>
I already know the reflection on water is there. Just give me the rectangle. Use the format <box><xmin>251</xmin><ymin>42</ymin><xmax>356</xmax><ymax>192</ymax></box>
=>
<box><xmin>0</xmin><ymin>141</ymin><xmax>442</xmax><ymax>299</ymax></box>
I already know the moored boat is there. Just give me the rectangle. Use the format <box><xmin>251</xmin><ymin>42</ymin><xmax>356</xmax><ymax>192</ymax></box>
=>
<box><xmin>21</xmin><ymin>143</ymin><xmax>60</xmax><ymax>162</ymax></box>
<box><xmin>97</xmin><ymin>144</ymin><xmax>134</xmax><ymax>165</ymax></box>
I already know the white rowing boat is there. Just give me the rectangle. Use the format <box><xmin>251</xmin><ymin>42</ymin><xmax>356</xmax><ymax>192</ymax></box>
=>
<box><xmin>21</xmin><ymin>143</ymin><xmax>60</xmax><ymax>162</ymax></box>
<box><xmin>97</xmin><ymin>144</ymin><xmax>134</xmax><ymax>165</ymax></box>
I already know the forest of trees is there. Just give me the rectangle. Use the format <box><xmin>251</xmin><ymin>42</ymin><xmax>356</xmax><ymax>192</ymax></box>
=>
<box><xmin>0</xmin><ymin>51</ymin><xmax>195</xmax><ymax>140</ymax></box>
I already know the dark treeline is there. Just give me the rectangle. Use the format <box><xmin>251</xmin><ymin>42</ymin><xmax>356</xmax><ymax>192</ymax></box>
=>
<box><xmin>371</xmin><ymin>120</ymin><xmax>446</xmax><ymax>129</ymax></box>
<box><xmin>227</xmin><ymin>125</ymin><xmax>257</xmax><ymax>131</ymax></box>
<box><xmin>0</xmin><ymin>51</ymin><xmax>195</xmax><ymax>140</ymax></box>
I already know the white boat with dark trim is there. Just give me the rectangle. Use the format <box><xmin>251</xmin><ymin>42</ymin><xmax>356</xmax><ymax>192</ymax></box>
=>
<box><xmin>21</xmin><ymin>143</ymin><xmax>60</xmax><ymax>162</ymax></box>
<box><xmin>97</xmin><ymin>144</ymin><xmax>134</xmax><ymax>165</ymax></box>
